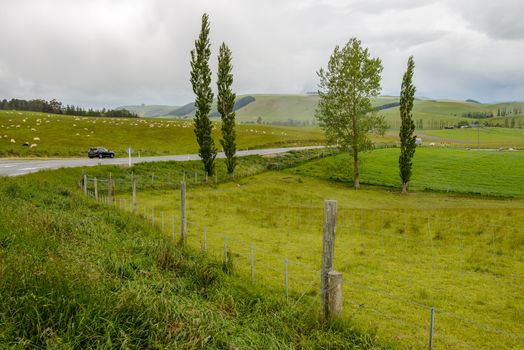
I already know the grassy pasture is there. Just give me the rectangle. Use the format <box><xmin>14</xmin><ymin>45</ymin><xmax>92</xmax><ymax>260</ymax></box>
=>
<box><xmin>76</xmin><ymin>148</ymin><xmax>524</xmax><ymax>349</ymax></box>
<box><xmin>419</xmin><ymin>127</ymin><xmax>524</xmax><ymax>148</ymax></box>
<box><xmin>0</xmin><ymin>110</ymin><xmax>324</xmax><ymax>158</ymax></box>
<box><xmin>0</xmin><ymin>161</ymin><xmax>383</xmax><ymax>349</ymax></box>
<box><xmin>2</xmin><ymin>148</ymin><xmax>523</xmax><ymax>348</ymax></box>
<box><xmin>114</xmin><ymin>168</ymin><xmax>523</xmax><ymax>349</ymax></box>
<box><xmin>288</xmin><ymin>147</ymin><xmax>524</xmax><ymax>197</ymax></box>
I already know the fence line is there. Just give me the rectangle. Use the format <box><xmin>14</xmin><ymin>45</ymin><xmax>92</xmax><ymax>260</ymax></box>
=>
<box><xmin>80</xmin><ymin>174</ymin><xmax>524</xmax><ymax>349</ymax></box>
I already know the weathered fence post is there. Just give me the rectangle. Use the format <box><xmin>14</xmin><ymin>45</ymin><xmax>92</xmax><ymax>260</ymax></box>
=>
<box><xmin>82</xmin><ymin>174</ymin><xmax>87</xmax><ymax>195</ymax></box>
<box><xmin>429</xmin><ymin>307</ymin><xmax>435</xmax><ymax>350</ymax></box>
<box><xmin>321</xmin><ymin>200</ymin><xmax>339</xmax><ymax>321</ymax></box>
<box><xmin>223</xmin><ymin>236</ymin><xmax>228</xmax><ymax>263</ymax></box>
<box><xmin>171</xmin><ymin>214</ymin><xmax>175</xmax><ymax>241</ymax></box>
<box><xmin>108</xmin><ymin>173</ymin><xmax>112</xmax><ymax>204</ymax></box>
<box><xmin>112</xmin><ymin>179</ymin><xmax>116</xmax><ymax>205</ymax></box>
<box><xmin>94</xmin><ymin>177</ymin><xmax>98</xmax><ymax>200</ymax></box>
<box><xmin>132</xmin><ymin>175</ymin><xmax>137</xmax><ymax>213</ymax></box>
<box><xmin>107</xmin><ymin>178</ymin><xmax>112</xmax><ymax>204</ymax></box>
<box><xmin>250</xmin><ymin>244</ymin><xmax>254</xmax><ymax>284</ymax></box>
<box><xmin>203</xmin><ymin>225</ymin><xmax>207</xmax><ymax>251</ymax></box>
<box><xmin>180</xmin><ymin>181</ymin><xmax>187</xmax><ymax>243</ymax></box>
<box><xmin>327</xmin><ymin>271</ymin><xmax>343</xmax><ymax>319</ymax></box>
<box><xmin>285</xmin><ymin>258</ymin><xmax>289</xmax><ymax>303</ymax></box>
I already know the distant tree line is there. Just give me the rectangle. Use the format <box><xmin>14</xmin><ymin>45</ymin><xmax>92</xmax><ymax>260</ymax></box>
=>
<box><xmin>461</xmin><ymin>111</ymin><xmax>494</xmax><ymax>119</ymax></box>
<box><xmin>0</xmin><ymin>98</ymin><xmax>138</xmax><ymax>118</ymax></box>
<box><xmin>497</xmin><ymin>107</ymin><xmax>522</xmax><ymax>117</ymax></box>
<box><xmin>374</xmin><ymin>102</ymin><xmax>400</xmax><ymax>111</ymax></box>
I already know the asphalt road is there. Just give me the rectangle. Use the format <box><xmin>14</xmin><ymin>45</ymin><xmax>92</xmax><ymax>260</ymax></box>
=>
<box><xmin>0</xmin><ymin>146</ymin><xmax>324</xmax><ymax>177</ymax></box>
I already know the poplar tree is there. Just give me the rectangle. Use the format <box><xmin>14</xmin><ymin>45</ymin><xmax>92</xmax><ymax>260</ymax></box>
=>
<box><xmin>190</xmin><ymin>13</ymin><xmax>217</xmax><ymax>176</ymax></box>
<box><xmin>217</xmin><ymin>43</ymin><xmax>237</xmax><ymax>174</ymax></box>
<box><xmin>399</xmin><ymin>56</ymin><xmax>417</xmax><ymax>194</ymax></box>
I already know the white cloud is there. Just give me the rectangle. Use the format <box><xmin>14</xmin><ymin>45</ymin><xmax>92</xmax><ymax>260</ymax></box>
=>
<box><xmin>0</xmin><ymin>0</ymin><xmax>522</xmax><ymax>107</ymax></box>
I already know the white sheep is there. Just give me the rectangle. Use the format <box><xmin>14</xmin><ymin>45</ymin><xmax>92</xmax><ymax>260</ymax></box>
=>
<box><xmin>33</xmin><ymin>137</ymin><xmax>40</xmax><ymax>141</ymax></box>
<box><xmin>10</xmin><ymin>138</ymin><xmax>15</xmax><ymax>143</ymax></box>
<box><xmin>30</xmin><ymin>144</ymin><xmax>37</xmax><ymax>148</ymax></box>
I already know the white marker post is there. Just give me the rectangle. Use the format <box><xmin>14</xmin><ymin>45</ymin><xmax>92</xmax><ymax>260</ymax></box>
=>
<box><xmin>127</xmin><ymin>147</ymin><xmax>133</xmax><ymax>167</ymax></box>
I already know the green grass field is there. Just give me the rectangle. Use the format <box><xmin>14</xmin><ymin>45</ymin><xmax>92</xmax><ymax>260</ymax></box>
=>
<box><xmin>420</xmin><ymin>127</ymin><xmax>524</xmax><ymax>148</ymax></box>
<box><xmin>0</xmin><ymin>159</ymin><xmax>384</xmax><ymax>349</ymax></box>
<box><xmin>287</xmin><ymin>147</ymin><xmax>524</xmax><ymax>197</ymax></box>
<box><xmin>2</xmin><ymin>147</ymin><xmax>523</xmax><ymax>348</ymax></box>
<box><xmin>0</xmin><ymin>110</ymin><xmax>325</xmax><ymax>158</ymax></box>
<box><xmin>98</xmin><ymin>152</ymin><xmax>523</xmax><ymax>349</ymax></box>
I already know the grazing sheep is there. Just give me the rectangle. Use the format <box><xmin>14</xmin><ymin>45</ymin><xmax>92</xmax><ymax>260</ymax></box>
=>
<box><xmin>10</xmin><ymin>138</ymin><xmax>15</xmax><ymax>143</ymax></box>
<box><xmin>30</xmin><ymin>144</ymin><xmax>37</xmax><ymax>148</ymax></box>
<box><xmin>429</xmin><ymin>142</ymin><xmax>436</xmax><ymax>146</ymax></box>
<box><xmin>33</xmin><ymin>137</ymin><xmax>40</xmax><ymax>141</ymax></box>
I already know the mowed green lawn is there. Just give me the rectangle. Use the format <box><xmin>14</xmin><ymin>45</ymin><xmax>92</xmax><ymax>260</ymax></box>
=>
<box><xmin>288</xmin><ymin>147</ymin><xmax>524</xmax><ymax>197</ymax></box>
<box><xmin>112</xmin><ymin>168</ymin><xmax>523</xmax><ymax>349</ymax></box>
<box><xmin>0</xmin><ymin>110</ymin><xmax>324</xmax><ymax>157</ymax></box>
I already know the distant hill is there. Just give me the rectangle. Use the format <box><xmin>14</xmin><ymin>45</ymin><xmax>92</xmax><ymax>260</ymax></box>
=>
<box><xmin>117</xmin><ymin>105</ymin><xmax>178</xmax><ymax>118</ymax></box>
<box><xmin>121</xmin><ymin>94</ymin><xmax>524</xmax><ymax>129</ymax></box>
<box><xmin>466</xmin><ymin>99</ymin><xmax>481</xmax><ymax>104</ymax></box>
<box><xmin>168</xmin><ymin>102</ymin><xmax>196</xmax><ymax>117</ymax></box>
<box><xmin>168</xmin><ymin>95</ymin><xmax>257</xmax><ymax>118</ymax></box>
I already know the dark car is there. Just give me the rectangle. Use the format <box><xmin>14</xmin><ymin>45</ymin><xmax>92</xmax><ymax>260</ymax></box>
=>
<box><xmin>88</xmin><ymin>147</ymin><xmax>115</xmax><ymax>159</ymax></box>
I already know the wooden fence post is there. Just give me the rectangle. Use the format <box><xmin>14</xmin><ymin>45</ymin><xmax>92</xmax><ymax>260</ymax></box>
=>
<box><xmin>94</xmin><ymin>177</ymin><xmax>98</xmax><ymax>200</ymax></box>
<box><xmin>321</xmin><ymin>200</ymin><xmax>337</xmax><ymax>321</ymax></box>
<box><xmin>180</xmin><ymin>181</ymin><xmax>186</xmax><ymax>243</ymax></box>
<box><xmin>327</xmin><ymin>271</ymin><xmax>343</xmax><ymax>320</ymax></box>
<box><xmin>82</xmin><ymin>174</ymin><xmax>87</xmax><ymax>195</ymax></box>
<box><xmin>132</xmin><ymin>175</ymin><xmax>137</xmax><ymax>213</ymax></box>
<box><xmin>107</xmin><ymin>179</ymin><xmax>112</xmax><ymax>204</ymax></box>
<box><xmin>111</xmin><ymin>179</ymin><xmax>116</xmax><ymax>205</ymax></box>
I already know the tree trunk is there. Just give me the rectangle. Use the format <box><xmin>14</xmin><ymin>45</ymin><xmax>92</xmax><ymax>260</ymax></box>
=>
<box><xmin>353</xmin><ymin>149</ymin><xmax>360</xmax><ymax>189</ymax></box>
<box><xmin>401</xmin><ymin>182</ymin><xmax>408</xmax><ymax>194</ymax></box>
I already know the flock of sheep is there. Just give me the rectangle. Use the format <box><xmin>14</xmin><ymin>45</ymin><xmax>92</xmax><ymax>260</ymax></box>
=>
<box><xmin>0</xmin><ymin>111</ymin><xmax>288</xmax><ymax>153</ymax></box>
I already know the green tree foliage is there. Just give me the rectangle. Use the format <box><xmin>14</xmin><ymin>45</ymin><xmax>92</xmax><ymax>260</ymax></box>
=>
<box><xmin>399</xmin><ymin>56</ymin><xmax>417</xmax><ymax>194</ymax></box>
<box><xmin>461</xmin><ymin>111</ymin><xmax>493</xmax><ymax>119</ymax></box>
<box><xmin>316</xmin><ymin>38</ymin><xmax>386</xmax><ymax>189</ymax></box>
<box><xmin>190</xmin><ymin>13</ymin><xmax>217</xmax><ymax>176</ymax></box>
<box><xmin>0</xmin><ymin>98</ymin><xmax>137</xmax><ymax>118</ymax></box>
<box><xmin>217</xmin><ymin>43</ymin><xmax>237</xmax><ymax>175</ymax></box>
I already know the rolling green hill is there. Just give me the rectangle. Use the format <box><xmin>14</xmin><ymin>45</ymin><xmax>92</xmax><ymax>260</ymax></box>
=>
<box><xmin>117</xmin><ymin>105</ymin><xmax>179</xmax><ymax>118</ymax></box>
<box><xmin>126</xmin><ymin>95</ymin><xmax>524</xmax><ymax>130</ymax></box>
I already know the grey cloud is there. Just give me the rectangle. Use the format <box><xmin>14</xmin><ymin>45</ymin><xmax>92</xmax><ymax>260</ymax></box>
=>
<box><xmin>447</xmin><ymin>0</ymin><xmax>524</xmax><ymax>40</ymax></box>
<box><xmin>0</xmin><ymin>0</ymin><xmax>522</xmax><ymax>108</ymax></box>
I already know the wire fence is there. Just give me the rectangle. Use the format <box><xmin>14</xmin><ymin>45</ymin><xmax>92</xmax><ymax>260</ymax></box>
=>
<box><xmin>80</xmin><ymin>174</ymin><xmax>524</xmax><ymax>350</ymax></box>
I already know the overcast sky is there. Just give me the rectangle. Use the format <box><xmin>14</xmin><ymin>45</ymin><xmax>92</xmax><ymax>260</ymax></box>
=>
<box><xmin>0</xmin><ymin>0</ymin><xmax>522</xmax><ymax>108</ymax></box>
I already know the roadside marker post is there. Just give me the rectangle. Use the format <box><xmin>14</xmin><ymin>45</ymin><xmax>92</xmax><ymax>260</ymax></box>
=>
<box><xmin>127</xmin><ymin>147</ymin><xmax>133</xmax><ymax>167</ymax></box>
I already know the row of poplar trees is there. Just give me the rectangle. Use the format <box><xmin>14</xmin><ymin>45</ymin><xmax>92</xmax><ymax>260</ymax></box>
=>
<box><xmin>190</xmin><ymin>15</ymin><xmax>416</xmax><ymax>193</ymax></box>
<box><xmin>316</xmin><ymin>38</ymin><xmax>416</xmax><ymax>194</ymax></box>
<box><xmin>190</xmin><ymin>14</ymin><xmax>236</xmax><ymax>177</ymax></box>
